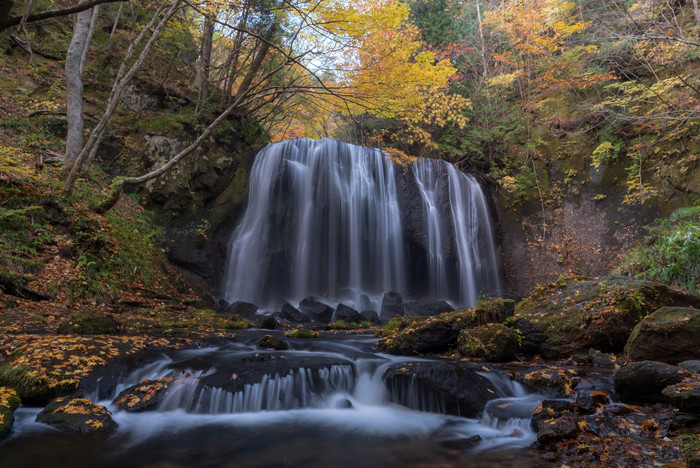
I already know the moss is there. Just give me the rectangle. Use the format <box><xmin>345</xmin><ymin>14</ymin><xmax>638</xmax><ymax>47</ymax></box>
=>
<box><xmin>322</xmin><ymin>320</ymin><xmax>371</xmax><ymax>330</ymax></box>
<box><xmin>57</xmin><ymin>309</ymin><xmax>121</xmax><ymax>335</ymax></box>
<box><xmin>284</xmin><ymin>329</ymin><xmax>319</xmax><ymax>339</ymax></box>
<box><xmin>257</xmin><ymin>335</ymin><xmax>288</xmax><ymax>350</ymax></box>
<box><xmin>0</xmin><ymin>386</ymin><xmax>20</xmax><ymax>439</ymax></box>
<box><xmin>457</xmin><ymin>323</ymin><xmax>520</xmax><ymax>361</ymax></box>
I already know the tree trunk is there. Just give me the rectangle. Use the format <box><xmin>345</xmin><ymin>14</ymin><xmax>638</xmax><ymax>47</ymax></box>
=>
<box><xmin>693</xmin><ymin>0</ymin><xmax>700</xmax><ymax>28</ymax></box>
<box><xmin>1</xmin><ymin>0</ymin><xmax>124</xmax><ymax>31</ymax></box>
<box><xmin>105</xmin><ymin>2</ymin><xmax>123</xmax><ymax>53</ymax></box>
<box><xmin>0</xmin><ymin>1</ymin><xmax>14</xmax><ymax>32</ymax></box>
<box><xmin>234</xmin><ymin>39</ymin><xmax>271</xmax><ymax>104</ymax></box>
<box><xmin>64</xmin><ymin>1</ymin><xmax>93</xmax><ymax>164</ymax></box>
<box><xmin>196</xmin><ymin>14</ymin><xmax>215</xmax><ymax>115</ymax></box>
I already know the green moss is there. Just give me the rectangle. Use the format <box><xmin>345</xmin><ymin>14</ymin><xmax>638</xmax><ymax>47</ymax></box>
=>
<box><xmin>323</xmin><ymin>320</ymin><xmax>371</xmax><ymax>330</ymax></box>
<box><xmin>284</xmin><ymin>329</ymin><xmax>320</xmax><ymax>339</ymax></box>
<box><xmin>57</xmin><ymin>310</ymin><xmax>120</xmax><ymax>335</ymax></box>
<box><xmin>458</xmin><ymin>323</ymin><xmax>520</xmax><ymax>361</ymax></box>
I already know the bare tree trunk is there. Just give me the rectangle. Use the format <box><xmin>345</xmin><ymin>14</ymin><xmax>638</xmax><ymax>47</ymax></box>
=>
<box><xmin>234</xmin><ymin>39</ymin><xmax>271</xmax><ymax>103</ymax></box>
<box><xmin>693</xmin><ymin>0</ymin><xmax>700</xmax><ymax>28</ymax></box>
<box><xmin>196</xmin><ymin>14</ymin><xmax>215</xmax><ymax>115</ymax></box>
<box><xmin>2</xmin><ymin>0</ymin><xmax>124</xmax><ymax>31</ymax></box>
<box><xmin>80</xmin><ymin>5</ymin><xmax>100</xmax><ymax>73</ymax></box>
<box><xmin>106</xmin><ymin>2</ymin><xmax>123</xmax><ymax>53</ymax></box>
<box><xmin>64</xmin><ymin>1</ymin><xmax>93</xmax><ymax>164</ymax></box>
<box><xmin>64</xmin><ymin>0</ymin><xmax>183</xmax><ymax>194</ymax></box>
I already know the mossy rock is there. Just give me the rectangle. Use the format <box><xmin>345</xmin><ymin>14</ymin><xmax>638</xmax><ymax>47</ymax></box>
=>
<box><xmin>36</xmin><ymin>397</ymin><xmax>117</xmax><ymax>433</ymax></box>
<box><xmin>519</xmin><ymin>366</ymin><xmax>577</xmax><ymax>397</ymax></box>
<box><xmin>57</xmin><ymin>309</ymin><xmax>121</xmax><ymax>335</ymax></box>
<box><xmin>625</xmin><ymin>307</ymin><xmax>700</xmax><ymax>364</ymax></box>
<box><xmin>112</xmin><ymin>377</ymin><xmax>173</xmax><ymax>412</ymax></box>
<box><xmin>258</xmin><ymin>335</ymin><xmax>289</xmax><ymax>350</ymax></box>
<box><xmin>457</xmin><ymin>323</ymin><xmax>520</xmax><ymax>362</ymax></box>
<box><xmin>0</xmin><ymin>387</ymin><xmax>21</xmax><ymax>440</ymax></box>
<box><xmin>284</xmin><ymin>329</ymin><xmax>319</xmax><ymax>339</ymax></box>
<box><xmin>380</xmin><ymin>299</ymin><xmax>515</xmax><ymax>356</ymax></box>
<box><xmin>515</xmin><ymin>277</ymin><xmax>700</xmax><ymax>357</ymax></box>
<box><xmin>613</xmin><ymin>361</ymin><xmax>687</xmax><ymax>404</ymax></box>
<box><xmin>662</xmin><ymin>378</ymin><xmax>700</xmax><ymax>414</ymax></box>
<box><xmin>257</xmin><ymin>316</ymin><xmax>280</xmax><ymax>330</ymax></box>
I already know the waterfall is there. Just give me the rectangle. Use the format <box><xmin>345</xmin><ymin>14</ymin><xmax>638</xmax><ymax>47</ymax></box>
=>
<box><xmin>223</xmin><ymin>138</ymin><xmax>500</xmax><ymax>309</ymax></box>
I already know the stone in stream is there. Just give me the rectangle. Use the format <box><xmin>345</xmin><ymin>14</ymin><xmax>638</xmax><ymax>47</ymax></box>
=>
<box><xmin>334</xmin><ymin>304</ymin><xmax>365</xmax><ymax>323</ymax></box>
<box><xmin>0</xmin><ymin>387</ymin><xmax>20</xmax><ymax>440</ymax></box>
<box><xmin>536</xmin><ymin>415</ymin><xmax>582</xmax><ymax>445</ymax></box>
<box><xmin>113</xmin><ymin>378</ymin><xmax>174</xmax><ymax>412</ymax></box>
<box><xmin>662</xmin><ymin>378</ymin><xmax>700</xmax><ymax>414</ymax></box>
<box><xmin>36</xmin><ymin>397</ymin><xmax>117</xmax><ymax>433</ymax></box>
<box><xmin>360</xmin><ymin>310</ymin><xmax>381</xmax><ymax>324</ymax></box>
<box><xmin>277</xmin><ymin>303</ymin><xmax>311</xmax><ymax>323</ymax></box>
<box><xmin>258</xmin><ymin>315</ymin><xmax>280</xmax><ymax>330</ymax></box>
<box><xmin>625</xmin><ymin>307</ymin><xmax>700</xmax><ymax>364</ymax></box>
<box><xmin>380</xmin><ymin>291</ymin><xmax>405</xmax><ymax>319</ymax></box>
<box><xmin>531</xmin><ymin>400</ymin><xmax>576</xmax><ymax>432</ymax></box>
<box><xmin>258</xmin><ymin>335</ymin><xmax>289</xmax><ymax>350</ymax></box>
<box><xmin>227</xmin><ymin>301</ymin><xmax>259</xmax><ymax>320</ymax></box>
<box><xmin>299</xmin><ymin>297</ymin><xmax>334</xmax><ymax>323</ymax></box>
<box><xmin>613</xmin><ymin>360</ymin><xmax>687</xmax><ymax>404</ymax></box>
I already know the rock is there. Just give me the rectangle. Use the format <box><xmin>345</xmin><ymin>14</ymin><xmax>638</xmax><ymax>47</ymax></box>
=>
<box><xmin>403</xmin><ymin>300</ymin><xmax>454</xmax><ymax>317</ymax></box>
<box><xmin>382</xmin><ymin>361</ymin><xmax>503</xmax><ymax>417</ymax></box>
<box><xmin>588</xmin><ymin>348</ymin><xmax>616</xmax><ymax>368</ymax></box>
<box><xmin>112</xmin><ymin>378</ymin><xmax>173</xmax><ymax>412</ymax></box>
<box><xmin>334</xmin><ymin>304</ymin><xmax>365</xmax><ymax>323</ymax></box>
<box><xmin>531</xmin><ymin>400</ymin><xmax>576</xmax><ymax>432</ymax></box>
<box><xmin>514</xmin><ymin>318</ymin><xmax>547</xmax><ymax>355</ymax></box>
<box><xmin>457</xmin><ymin>323</ymin><xmax>520</xmax><ymax>362</ymax></box>
<box><xmin>361</xmin><ymin>310</ymin><xmax>381</xmax><ymax>324</ymax></box>
<box><xmin>515</xmin><ymin>277</ymin><xmax>700</xmax><ymax>358</ymax></box>
<box><xmin>227</xmin><ymin>301</ymin><xmax>259</xmax><ymax>320</ymax></box>
<box><xmin>613</xmin><ymin>361</ymin><xmax>687</xmax><ymax>404</ymax></box>
<box><xmin>536</xmin><ymin>415</ymin><xmax>582</xmax><ymax>445</ymax></box>
<box><xmin>36</xmin><ymin>397</ymin><xmax>117</xmax><ymax>433</ymax></box>
<box><xmin>380</xmin><ymin>292</ymin><xmax>405</xmax><ymax>319</ymax></box>
<box><xmin>257</xmin><ymin>315</ymin><xmax>279</xmax><ymax>330</ymax></box>
<box><xmin>439</xmin><ymin>435</ymin><xmax>482</xmax><ymax>450</ymax></box>
<box><xmin>680</xmin><ymin>361</ymin><xmax>700</xmax><ymax>374</ymax></box>
<box><xmin>519</xmin><ymin>367</ymin><xmax>577</xmax><ymax>397</ymax></box>
<box><xmin>278</xmin><ymin>303</ymin><xmax>311</xmax><ymax>323</ymax></box>
<box><xmin>0</xmin><ymin>387</ymin><xmax>20</xmax><ymax>440</ymax></box>
<box><xmin>258</xmin><ymin>335</ymin><xmax>289</xmax><ymax>350</ymax></box>
<box><xmin>625</xmin><ymin>307</ymin><xmax>700</xmax><ymax>364</ymax></box>
<box><xmin>299</xmin><ymin>297</ymin><xmax>334</xmax><ymax>323</ymax></box>
<box><xmin>662</xmin><ymin>378</ymin><xmax>700</xmax><ymax>414</ymax></box>
<box><xmin>576</xmin><ymin>390</ymin><xmax>611</xmax><ymax>413</ymax></box>
<box><xmin>56</xmin><ymin>309</ymin><xmax>121</xmax><ymax>335</ymax></box>
<box><xmin>473</xmin><ymin>299</ymin><xmax>515</xmax><ymax>323</ymax></box>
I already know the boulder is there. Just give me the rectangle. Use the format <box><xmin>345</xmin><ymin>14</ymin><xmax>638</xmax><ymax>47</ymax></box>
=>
<box><xmin>227</xmin><ymin>301</ymin><xmax>259</xmax><ymax>320</ymax></box>
<box><xmin>334</xmin><ymin>304</ymin><xmax>365</xmax><ymax>324</ymax></box>
<box><xmin>514</xmin><ymin>318</ymin><xmax>547</xmax><ymax>355</ymax></box>
<box><xmin>536</xmin><ymin>415</ymin><xmax>582</xmax><ymax>445</ymax></box>
<box><xmin>380</xmin><ymin>292</ymin><xmax>405</xmax><ymax>319</ymax></box>
<box><xmin>515</xmin><ymin>277</ymin><xmax>700</xmax><ymax>358</ymax></box>
<box><xmin>299</xmin><ymin>297</ymin><xmax>334</xmax><ymax>323</ymax></box>
<box><xmin>257</xmin><ymin>315</ymin><xmax>280</xmax><ymax>330</ymax></box>
<box><xmin>531</xmin><ymin>400</ymin><xmax>576</xmax><ymax>432</ymax></box>
<box><xmin>258</xmin><ymin>335</ymin><xmax>289</xmax><ymax>350</ymax></box>
<box><xmin>36</xmin><ymin>397</ymin><xmax>117</xmax><ymax>433</ymax></box>
<box><xmin>662</xmin><ymin>378</ymin><xmax>700</xmax><ymax>414</ymax></box>
<box><xmin>519</xmin><ymin>367</ymin><xmax>577</xmax><ymax>397</ymax></box>
<box><xmin>403</xmin><ymin>300</ymin><xmax>454</xmax><ymax>317</ymax></box>
<box><xmin>361</xmin><ymin>310</ymin><xmax>381</xmax><ymax>324</ymax></box>
<box><xmin>0</xmin><ymin>387</ymin><xmax>20</xmax><ymax>440</ymax></box>
<box><xmin>278</xmin><ymin>303</ymin><xmax>311</xmax><ymax>323</ymax></box>
<box><xmin>576</xmin><ymin>390</ymin><xmax>611</xmax><ymax>413</ymax></box>
<box><xmin>625</xmin><ymin>307</ymin><xmax>700</xmax><ymax>364</ymax></box>
<box><xmin>588</xmin><ymin>348</ymin><xmax>616</xmax><ymax>368</ymax></box>
<box><xmin>457</xmin><ymin>323</ymin><xmax>520</xmax><ymax>362</ymax></box>
<box><xmin>382</xmin><ymin>362</ymin><xmax>502</xmax><ymax>417</ymax></box>
<box><xmin>613</xmin><ymin>361</ymin><xmax>687</xmax><ymax>404</ymax></box>
<box><xmin>112</xmin><ymin>378</ymin><xmax>173</xmax><ymax>412</ymax></box>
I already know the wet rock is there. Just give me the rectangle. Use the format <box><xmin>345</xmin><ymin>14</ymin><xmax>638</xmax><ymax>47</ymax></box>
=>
<box><xmin>382</xmin><ymin>361</ymin><xmax>502</xmax><ymax>417</ymax></box>
<box><xmin>531</xmin><ymin>400</ymin><xmax>576</xmax><ymax>432</ymax></box>
<box><xmin>0</xmin><ymin>387</ymin><xmax>20</xmax><ymax>440</ymax></box>
<box><xmin>258</xmin><ymin>315</ymin><xmax>280</xmax><ymax>330</ymax></box>
<box><xmin>227</xmin><ymin>301</ymin><xmax>259</xmax><ymax>320</ymax></box>
<box><xmin>485</xmin><ymin>398</ymin><xmax>539</xmax><ymax>420</ymax></box>
<box><xmin>662</xmin><ymin>378</ymin><xmax>700</xmax><ymax>414</ymax></box>
<box><xmin>334</xmin><ymin>304</ymin><xmax>365</xmax><ymax>323</ymax></box>
<box><xmin>536</xmin><ymin>415</ymin><xmax>582</xmax><ymax>445</ymax></box>
<box><xmin>613</xmin><ymin>361</ymin><xmax>687</xmax><ymax>404</ymax></box>
<box><xmin>335</xmin><ymin>398</ymin><xmax>353</xmax><ymax>409</ymax></box>
<box><xmin>381</xmin><ymin>292</ymin><xmax>405</xmax><ymax>319</ymax></box>
<box><xmin>113</xmin><ymin>378</ymin><xmax>173</xmax><ymax>412</ymax></box>
<box><xmin>625</xmin><ymin>307</ymin><xmax>700</xmax><ymax>364</ymax></box>
<box><xmin>519</xmin><ymin>367</ymin><xmax>577</xmax><ymax>398</ymax></box>
<box><xmin>457</xmin><ymin>323</ymin><xmax>520</xmax><ymax>362</ymax></box>
<box><xmin>403</xmin><ymin>300</ymin><xmax>454</xmax><ymax>317</ymax></box>
<box><xmin>258</xmin><ymin>335</ymin><xmax>289</xmax><ymax>350</ymax></box>
<box><xmin>680</xmin><ymin>361</ymin><xmax>700</xmax><ymax>374</ymax></box>
<box><xmin>515</xmin><ymin>277</ymin><xmax>700</xmax><ymax>358</ymax></box>
<box><xmin>36</xmin><ymin>398</ymin><xmax>117</xmax><ymax>433</ymax></box>
<box><xmin>439</xmin><ymin>435</ymin><xmax>482</xmax><ymax>450</ymax></box>
<box><xmin>514</xmin><ymin>318</ymin><xmax>547</xmax><ymax>355</ymax></box>
<box><xmin>576</xmin><ymin>391</ymin><xmax>611</xmax><ymax>413</ymax></box>
<box><xmin>588</xmin><ymin>348</ymin><xmax>616</xmax><ymax>368</ymax></box>
<box><xmin>299</xmin><ymin>297</ymin><xmax>334</xmax><ymax>323</ymax></box>
<box><xmin>382</xmin><ymin>316</ymin><xmax>460</xmax><ymax>355</ymax></box>
<box><xmin>278</xmin><ymin>303</ymin><xmax>311</xmax><ymax>323</ymax></box>
<box><xmin>361</xmin><ymin>310</ymin><xmax>381</xmax><ymax>324</ymax></box>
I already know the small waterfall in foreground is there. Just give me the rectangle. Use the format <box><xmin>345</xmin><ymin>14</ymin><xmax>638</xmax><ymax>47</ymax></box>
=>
<box><xmin>223</xmin><ymin>138</ymin><xmax>500</xmax><ymax>309</ymax></box>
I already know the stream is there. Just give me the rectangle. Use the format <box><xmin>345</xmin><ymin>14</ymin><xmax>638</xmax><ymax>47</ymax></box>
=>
<box><xmin>0</xmin><ymin>330</ymin><xmax>544</xmax><ymax>467</ymax></box>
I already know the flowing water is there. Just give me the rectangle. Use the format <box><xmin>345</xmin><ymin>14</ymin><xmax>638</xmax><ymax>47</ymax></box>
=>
<box><xmin>223</xmin><ymin>139</ymin><xmax>500</xmax><ymax>311</ymax></box>
<box><xmin>0</xmin><ymin>331</ymin><xmax>542</xmax><ymax>467</ymax></box>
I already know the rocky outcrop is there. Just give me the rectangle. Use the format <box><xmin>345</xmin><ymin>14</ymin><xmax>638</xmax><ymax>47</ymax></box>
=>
<box><xmin>515</xmin><ymin>277</ymin><xmax>700</xmax><ymax>358</ymax></box>
<box><xmin>36</xmin><ymin>398</ymin><xmax>117</xmax><ymax>433</ymax></box>
<box><xmin>625</xmin><ymin>307</ymin><xmax>700</xmax><ymax>364</ymax></box>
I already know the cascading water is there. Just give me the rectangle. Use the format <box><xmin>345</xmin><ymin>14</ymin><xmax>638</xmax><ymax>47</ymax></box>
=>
<box><xmin>223</xmin><ymin>138</ymin><xmax>500</xmax><ymax>310</ymax></box>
